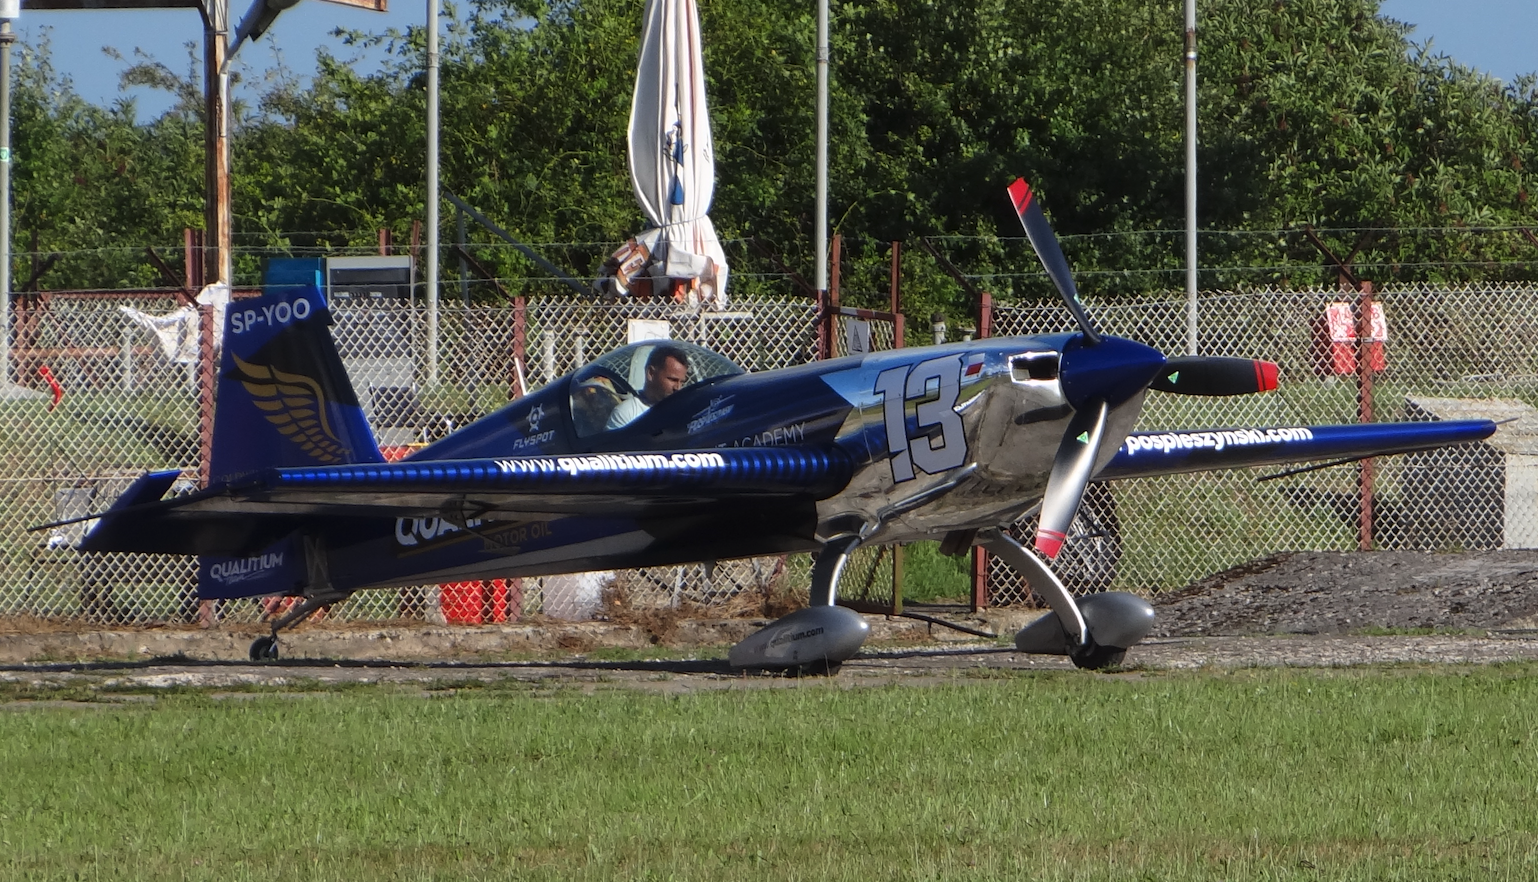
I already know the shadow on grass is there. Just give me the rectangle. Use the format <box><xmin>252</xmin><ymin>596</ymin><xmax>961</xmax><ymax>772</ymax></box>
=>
<box><xmin>0</xmin><ymin>644</ymin><xmax>1029</xmax><ymax>679</ymax></box>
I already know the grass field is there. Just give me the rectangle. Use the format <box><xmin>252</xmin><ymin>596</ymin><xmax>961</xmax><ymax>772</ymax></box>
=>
<box><xmin>3</xmin><ymin>664</ymin><xmax>1538</xmax><ymax>881</ymax></box>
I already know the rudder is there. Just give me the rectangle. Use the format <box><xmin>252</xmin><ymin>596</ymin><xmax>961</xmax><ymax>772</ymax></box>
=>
<box><xmin>209</xmin><ymin>258</ymin><xmax>384</xmax><ymax>482</ymax></box>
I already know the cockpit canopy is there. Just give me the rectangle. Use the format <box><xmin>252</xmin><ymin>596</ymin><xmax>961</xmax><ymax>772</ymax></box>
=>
<box><xmin>569</xmin><ymin>340</ymin><xmax>745</xmax><ymax>436</ymax></box>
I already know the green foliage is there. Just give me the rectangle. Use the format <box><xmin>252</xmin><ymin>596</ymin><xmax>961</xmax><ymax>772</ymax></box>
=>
<box><xmin>10</xmin><ymin>0</ymin><xmax>1538</xmax><ymax>325</ymax></box>
<box><xmin>900</xmin><ymin>540</ymin><xmax>971</xmax><ymax>602</ymax></box>
<box><xmin>10</xmin><ymin>35</ymin><xmax>203</xmax><ymax>290</ymax></box>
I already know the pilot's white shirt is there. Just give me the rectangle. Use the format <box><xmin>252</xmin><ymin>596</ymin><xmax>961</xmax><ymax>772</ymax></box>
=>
<box><xmin>606</xmin><ymin>395</ymin><xmax>649</xmax><ymax>429</ymax></box>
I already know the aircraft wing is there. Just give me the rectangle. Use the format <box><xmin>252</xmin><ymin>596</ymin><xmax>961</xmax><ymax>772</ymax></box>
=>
<box><xmin>71</xmin><ymin>446</ymin><xmax>854</xmax><ymax>556</ymax></box>
<box><xmin>1096</xmin><ymin>419</ymin><xmax>1496</xmax><ymax>481</ymax></box>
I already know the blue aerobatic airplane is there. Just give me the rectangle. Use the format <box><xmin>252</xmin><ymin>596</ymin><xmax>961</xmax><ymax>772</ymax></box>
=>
<box><xmin>47</xmin><ymin>181</ymin><xmax>1495</xmax><ymax>670</ymax></box>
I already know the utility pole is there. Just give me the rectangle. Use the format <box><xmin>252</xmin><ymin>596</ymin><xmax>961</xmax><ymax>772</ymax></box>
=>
<box><xmin>425</xmin><ymin>0</ymin><xmax>440</xmax><ymax>385</ymax></box>
<box><xmin>203</xmin><ymin>0</ymin><xmax>232</xmax><ymax>287</ymax></box>
<box><xmin>813</xmin><ymin>0</ymin><xmax>828</xmax><ymax>298</ymax></box>
<box><xmin>1184</xmin><ymin>0</ymin><xmax>1198</xmax><ymax>355</ymax></box>
<box><xmin>0</xmin><ymin>2</ymin><xmax>15</xmax><ymax>387</ymax></box>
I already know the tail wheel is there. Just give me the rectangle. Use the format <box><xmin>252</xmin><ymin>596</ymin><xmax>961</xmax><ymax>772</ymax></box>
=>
<box><xmin>249</xmin><ymin>636</ymin><xmax>279</xmax><ymax>661</ymax></box>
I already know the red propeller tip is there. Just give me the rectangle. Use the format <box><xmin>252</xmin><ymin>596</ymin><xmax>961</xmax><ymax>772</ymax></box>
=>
<box><xmin>1255</xmin><ymin>360</ymin><xmax>1279</xmax><ymax>392</ymax></box>
<box><xmin>1034</xmin><ymin>528</ymin><xmax>1066</xmax><ymax>559</ymax></box>
<box><xmin>1007</xmin><ymin>178</ymin><xmax>1033</xmax><ymax>214</ymax></box>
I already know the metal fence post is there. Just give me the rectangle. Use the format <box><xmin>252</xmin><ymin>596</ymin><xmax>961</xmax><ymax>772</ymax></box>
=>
<box><xmin>1356</xmin><ymin>280</ymin><xmax>1376</xmax><ymax>551</ymax></box>
<box><xmin>970</xmin><ymin>290</ymin><xmax>994</xmax><ymax>610</ymax></box>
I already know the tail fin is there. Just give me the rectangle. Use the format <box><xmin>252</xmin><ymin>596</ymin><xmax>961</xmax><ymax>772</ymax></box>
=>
<box><xmin>209</xmin><ymin>258</ymin><xmax>383</xmax><ymax>482</ymax></box>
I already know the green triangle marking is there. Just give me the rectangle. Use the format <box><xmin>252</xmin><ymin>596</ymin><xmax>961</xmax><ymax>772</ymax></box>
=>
<box><xmin>1076</xmin><ymin>431</ymin><xmax>1090</xmax><ymax>444</ymax></box>
<box><xmin>1166</xmin><ymin>371</ymin><xmax>1180</xmax><ymax>384</ymax></box>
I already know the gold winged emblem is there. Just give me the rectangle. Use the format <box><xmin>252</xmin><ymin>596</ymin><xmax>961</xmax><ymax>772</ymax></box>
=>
<box><xmin>232</xmin><ymin>354</ymin><xmax>350</xmax><ymax>464</ymax></box>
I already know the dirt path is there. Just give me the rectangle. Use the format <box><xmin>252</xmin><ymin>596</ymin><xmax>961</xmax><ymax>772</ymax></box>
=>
<box><xmin>6</xmin><ymin>550</ymin><xmax>1538</xmax><ymax>694</ymax></box>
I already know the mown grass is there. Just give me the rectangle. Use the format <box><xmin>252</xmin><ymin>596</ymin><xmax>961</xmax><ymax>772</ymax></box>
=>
<box><xmin>3</xmin><ymin>664</ymin><xmax>1538</xmax><ymax>880</ymax></box>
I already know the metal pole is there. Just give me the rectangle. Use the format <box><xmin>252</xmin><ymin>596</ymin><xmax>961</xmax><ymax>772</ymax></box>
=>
<box><xmin>1356</xmin><ymin>281</ymin><xmax>1376</xmax><ymax>551</ymax></box>
<box><xmin>0</xmin><ymin>20</ymin><xmax>13</xmax><ymax>386</ymax></box>
<box><xmin>457</xmin><ymin>207</ymin><xmax>469</xmax><ymax>307</ymax></box>
<box><xmin>425</xmin><ymin>0</ymin><xmax>441</xmax><ymax>386</ymax></box>
<box><xmin>1183</xmin><ymin>0</ymin><xmax>1198</xmax><ymax>355</ymax></box>
<box><xmin>814</xmin><ymin>0</ymin><xmax>829</xmax><ymax>295</ymax></box>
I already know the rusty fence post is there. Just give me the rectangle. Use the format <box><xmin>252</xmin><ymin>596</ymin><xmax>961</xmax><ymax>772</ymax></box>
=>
<box><xmin>970</xmin><ymin>290</ymin><xmax>994</xmax><ymax>609</ymax></box>
<box><xmin>1356</xmin><ymin>280</ymin><xmax>1376</xmax><ymax>551</ymax></box>
<box><xmin>511</xmin><ymin>294</ymin><xmax>528</xmax><ymax>398</ymax></box>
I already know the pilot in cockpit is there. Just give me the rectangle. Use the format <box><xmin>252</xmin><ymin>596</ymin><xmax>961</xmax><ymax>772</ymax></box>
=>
<box><xmin>606</xmin><ymin>344</ymin><xmax>690</xmax><ymax>429</ymax></box>
<box><xmin>569</xmin><ymin>340</ymin><xmax>742</xmax><ymax>437</ymax></box>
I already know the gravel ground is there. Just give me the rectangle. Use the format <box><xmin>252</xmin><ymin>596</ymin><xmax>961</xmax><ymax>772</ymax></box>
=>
<box><xmin>1149</xmin><ymin>550</ymin><xmax>1538</xmax><ymax>636</ymax></box>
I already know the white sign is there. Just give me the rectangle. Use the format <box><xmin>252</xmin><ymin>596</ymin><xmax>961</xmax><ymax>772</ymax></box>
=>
<box><xmin>627</xmin><ymin>318</ymin><xmax>672</xmax><ymax>344</ymax></box>
<box><xmin>846</xmin><ymin>319</ymin><xmax>872</xmax><ymax>355</ymax></box>
<box><xmin>1324</xmin><ymin>302</ymin><xmax>1387</xmax><ymax>343</ymax></box>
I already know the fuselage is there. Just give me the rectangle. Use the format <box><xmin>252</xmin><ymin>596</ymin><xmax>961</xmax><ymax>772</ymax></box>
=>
<box><xmin>314</xmin><ymin>334</ymin><xmax>1165</xmax><ymax>592</ymax></box>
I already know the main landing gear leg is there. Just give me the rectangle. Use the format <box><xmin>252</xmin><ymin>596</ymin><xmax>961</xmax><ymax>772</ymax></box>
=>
<box><xmin>980</xmin><ymin>528</ymin><xmax>1153</xmax><ymax>670</ymax></box>
<box><xmin>729</xmin><ymin>532</ymin><xmax>871</xmax><ymax>674</ymax></box>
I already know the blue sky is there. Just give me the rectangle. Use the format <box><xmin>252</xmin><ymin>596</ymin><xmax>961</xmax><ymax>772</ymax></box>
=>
<box><xmin>9</xmin><ymin>0</ymin><xmax>1538</xmax><ymax>122</ymax></box>
<box><xmin>14</xmin><ymin>1</ymin><xmax>422</xmax><ymax>119</ymax></box>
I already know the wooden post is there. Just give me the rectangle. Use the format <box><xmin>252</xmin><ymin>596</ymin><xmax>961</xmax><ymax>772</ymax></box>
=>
<box><xmin>511</xmin><ymin>294</ymin><xmax>528</xmax><ymax>398</ymax></box>
<box><xmin>201</xmin><ymin>1</ymin><xmax>231</xmax><ymax>288</ymax></box>
<box><xmin>971</xmin><ymin>542</ymin><xmax>988</xmax><ymax>612</ymax></box>
<box><xmin>816</xmin><ymin>288</ymin><xmax>831</xmax><ymax>361</ymax></box>
<box><xmin>829</xmin><ymin>232</ymin><xmax>841</xmax><ymax>309</ymax></box>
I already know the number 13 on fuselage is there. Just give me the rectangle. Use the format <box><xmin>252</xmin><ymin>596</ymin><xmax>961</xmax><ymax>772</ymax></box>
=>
<box><xmin>875</xmin><ymin>355</ymin><xmax>969</xmax><ymax>484</ymax></box>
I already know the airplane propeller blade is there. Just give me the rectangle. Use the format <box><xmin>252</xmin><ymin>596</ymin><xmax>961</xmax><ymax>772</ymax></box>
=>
<box><xmin>1150</xmin><ymin>355</ymin><xmax>1280</xmax><ymax>397</ymax></box>
<box><xmin>1006</xmin><ymin>178</ymin><xmax>1101</xmax><ymax>345</ymax></box>
<box><xmin>1035</xmin><ymin>399</ymin><xmax>1109</xmax><ymax>559</ymax></box>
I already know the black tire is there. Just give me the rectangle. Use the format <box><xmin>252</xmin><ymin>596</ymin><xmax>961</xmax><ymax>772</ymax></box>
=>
<box><xmin>1069</xmin><ymin>641</ymin><xmax>1126</xmax><ymax>670</ymax></box>
<box><xmin>249</xmin><ymin>636</ymin><xmax>279</xmax><ymax>662</ymax></box>
<box><xmin>795</xmin><ymin>658</ymin><xmax>843</xmax><ymax>677</ymax></box>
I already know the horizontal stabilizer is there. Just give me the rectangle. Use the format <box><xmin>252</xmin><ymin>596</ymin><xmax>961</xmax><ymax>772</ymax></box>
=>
<box><xmin>37</xmin><ymin>470</ymin><xmax>182</xmax><ymax>550</ymax></box>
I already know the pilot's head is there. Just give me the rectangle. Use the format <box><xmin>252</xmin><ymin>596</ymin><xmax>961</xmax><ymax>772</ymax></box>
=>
<box><xmin>642</xmin><ymin>345</ymin><xmax>689</xmax><ymax>404</ymax></box>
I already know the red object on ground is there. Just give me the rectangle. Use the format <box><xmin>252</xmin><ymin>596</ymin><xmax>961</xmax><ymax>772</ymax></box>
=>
<box><xmin>439</xmin><ymin>579</ymin><xmax>518</xmax><ymax>624</ymax></box>
<box><xmin>38</xmin><ymin>365</ymin><xmax>63</xmax><ymax>410</ymax></box>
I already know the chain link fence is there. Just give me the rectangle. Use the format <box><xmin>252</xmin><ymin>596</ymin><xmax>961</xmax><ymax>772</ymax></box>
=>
<box><xmin>3</xmin><ymin>282</ymin><xmax>1532</xmax><ymax>623</ymax></box>
<box><xmin>0</xmin><ymin>293</ymin><xmax>854</xmax><ymax>625</ymax></box>
<box><xmin>984</xmin><ymin>282</ymin><xmax>1538</xmax><ymax>603</ymax></box>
